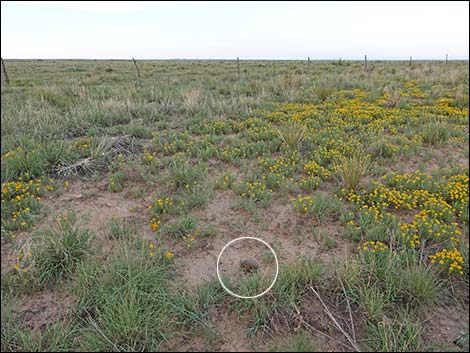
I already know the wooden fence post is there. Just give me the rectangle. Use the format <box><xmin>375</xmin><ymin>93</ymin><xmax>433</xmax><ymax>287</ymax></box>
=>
<box><xmin>409</xmin><ymin>56</ymin><xmax>412</xmax><ymax>67</ymax></box>
<box><xmin>364</xmin><ymin>54</ymin><xmax>367</xmax><ymax>71</ymax></box>
<box><xmin>237</xmin><ymin>57</ymin><xmax>240</xmax><ymax>80</ymax></box>
<box><xmin>446</xmin><ymin>53</ymin><xmax>448</xmax><ymax>65</ymax></box>
<box><xmin>308</xmin><ymin>56</ymin><xmax>310</xmax><ymax>67</ymax></box>
<box><xmin>1</xmin><ymin>58</ymin><xmax>10</xmax><ymax>88</ymax></box>
<box><xmin>132</xmin><ymin>57</ymin><xmax>141</xmax><ymax>79</ymax></box>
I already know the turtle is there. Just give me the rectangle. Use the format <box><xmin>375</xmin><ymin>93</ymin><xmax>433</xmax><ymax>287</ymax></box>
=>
<box><xmin>240</xmin><ymin>258</ymin><xmax>259</xmax><ymax>273</ymax></box>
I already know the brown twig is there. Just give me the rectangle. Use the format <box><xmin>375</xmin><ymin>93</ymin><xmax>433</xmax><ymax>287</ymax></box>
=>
<box><xmin>310</xmin><ymin>286</ymin><xmax>361</xmax><ymax>352</ymax></box>
<box><xmin>292</xmin><ymin>303</ymin><xmax>354</xmax><ymax>351</ymax></box>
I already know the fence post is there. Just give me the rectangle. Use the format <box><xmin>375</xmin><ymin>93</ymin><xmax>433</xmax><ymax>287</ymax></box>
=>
<box><xmin>364</xmin><ymin>54</ymin><xmax>367</xmax><ymax>71</ymax></box>
<box><xmin>237</xmin><ymin>57</ymin><xmax>240</xmax><ymax>80</ymax></box>
<box><xmin>1</xmin><ymin>58</ymin><xmax>10</xmax><ymax>88</ymax></box>
<box><xmin>409</xmin><ymin>56</ymin><xmax>412</xmax><ymax>67</ymax></box>
<box><xmin>308</xmin><ymin>56</ymin><xmax>310</xmax><ymax>67</ymax></box>
<box><xmin>446</xmin><ymin>53</ymin><xmax>448</xmax><ymax>65</ymax></box>
<box><xmin>132</xmin><ymin>57</ymin><xmax>141</xmax><ymax>79</ymax></box>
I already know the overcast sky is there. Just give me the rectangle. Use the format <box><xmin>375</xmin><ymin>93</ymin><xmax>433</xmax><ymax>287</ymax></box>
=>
<box><xmin>1</xmin><ymin>1</ymin><xmax>469</xmax><ymax>60</ymax></box>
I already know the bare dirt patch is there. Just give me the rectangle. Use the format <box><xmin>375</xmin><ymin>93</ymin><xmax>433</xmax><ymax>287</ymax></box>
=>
<box><xmin>43</xmin><ymin>179</ymin><xmax>141</xmax><ymax>233</ymax></box>
<box><xmin>395</xmin><ymin>145</ymin><xmax>468</xmax><ymax>174</ymax></box>
<box><xmin>209</xmin><ymin>306</ymin><xmax>255</xmax><ymax>352</ymax></box>
<box><xmin>41</xmin><ymin>179</ymin><xmax>148</xmax><ymax>255</ymax></box>
<box><xmin>423</xmin><ymin>301</ymin><xmax>469</xmax><ymax>349</ymax></box>
<box><xmin>1</xmin><ymin>239</ymin><xmax>17</xmax><ymax>276</ymax></box>
<box><xmin>176</xmin><ymin>192</ymin><xmax>350</xmax><ymax>287</ymax></box>
<box><xmin>14</xmin><ymin>289</ymin><xmax>76</xmax><ymax>331</ymax></box>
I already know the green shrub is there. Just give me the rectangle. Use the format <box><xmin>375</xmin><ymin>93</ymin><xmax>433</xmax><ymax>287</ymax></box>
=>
<box><xmin>35</xmin><ymin>213</ymin><xmax>92</xmax><ymax>286</ymax></box>
<box><xmin>422</xmin><ymin>123</ymin><xmax>449</xmax><ymax>144</ymax></box>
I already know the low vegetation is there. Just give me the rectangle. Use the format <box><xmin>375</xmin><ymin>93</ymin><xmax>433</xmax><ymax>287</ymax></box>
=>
<box><xmin>1</xmin><ymin>59</ymin><xmax>468</xmax><ymax>352</ymax></box>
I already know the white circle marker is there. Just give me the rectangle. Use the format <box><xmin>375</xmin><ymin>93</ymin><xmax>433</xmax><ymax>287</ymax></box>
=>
<box><xmin>216</xmin><ymin>236</ymin><xmax>279</xmax><ymax>299</ymax></box>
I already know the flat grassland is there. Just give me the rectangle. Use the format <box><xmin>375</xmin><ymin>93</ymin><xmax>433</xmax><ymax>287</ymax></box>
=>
<box><xmin>1</xmin><ymin>59</ymin><xmax>469</xmax><ymax>352</ymax></box>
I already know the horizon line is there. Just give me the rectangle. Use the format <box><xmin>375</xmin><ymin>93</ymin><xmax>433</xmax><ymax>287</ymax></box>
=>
<box><xmin>2</xmin><ymin>57</ymin><xmax>469</xmax><ymax>61</ymax></box>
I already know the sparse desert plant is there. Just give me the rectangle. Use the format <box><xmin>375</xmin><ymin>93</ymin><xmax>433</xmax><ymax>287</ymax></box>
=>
<box><xmin>381</xmin><ymin>85</ymin><xmax>403</xmax><ymax>107</ymax></box>
<box><xmin>291</xmin><ymin>193</ymin><xmax>342</xmax><ymax>223</ymax></box>
<box><xmin>34</xmin><ymin>212</ymin><xmax>92</xmax><ymax>286</ymax></box>
<box><xmin>183</xmin><ymin>87</ymin><xmax>204</xmax><ymax>114</ymax></box>
<box><xmin>421</xmin><ymin>122</ymin><xmax>450</xmax><ymax>144</ymax></box>
<box><xmin>358</xmin><ymin>285</ymin><xmax>387</xmax><ymax>322</ymax></box>
<box><xmin>366</xmin><ymin>313</ymin><xmax>423</xmax><ymax>352</ymax></box>
<box><xmin>1</xmin><ymin>147</ymin><xmax>48</xmax><ymax>182</ymax></box>
<box><xmin>108</xmin><ymin>217</ymin><xmax>136</xmax><ymax>239</ymax></box>
<box><xmin>108</xmin><ymin>171</ymin><xmax>124</xmax><ymax>192</ymax></box>
<box><xmin>311</xmin><ymin>84</ymin><xmax>334</xmax><ymax>102</ymax></box>
<box><xmin>232</xmin><ymin>180</ymin><xmax>273</xmax><ymax>207</ymax></box>
<box><xmin>151</xmin><ymin>196</ymin><xmax>173</xmax><ymax>215</ymax></box>
<box><xmin>337</xmin><ymin>155</ymin><xmax>372</xmax><ymax>190</ymax></box>
<box><xmin>367</xmin><ymin>137</ymin><xmax>398</xmax><ymax>160</ymax></box>
<box><xmin>162</xmin><ymin>215</ymin><xmax>196</xmax><ymax>239</ymax></box>
<box><xmin>168</xmin><ymin>154</ymin><xmax>206</xmax><ymax>190</ymax></box>
<box><xmin>276</xmin><ymin>257</ymin><xmax>323</xmax><ymax>296</ymax></box>
<box><xmin>275</xmin><ymin>120</ymin><xmax>306</xmax><ymax>149</ymax></box>
<box><xmin>54</xmin><ymin>136</ymin><xmax>112</xmax><ymax>177</ymax></box>
<box><xmin>401</xmin><ymin>265</ymin><xmax>439</xmax><ymax>306</ymax></box>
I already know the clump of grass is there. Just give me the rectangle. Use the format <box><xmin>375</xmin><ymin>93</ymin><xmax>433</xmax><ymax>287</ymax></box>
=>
<box><xmin>453</xmin><ymin>90</ymin><xmax>469</xmax><ymax>109</ymax></box>
<box><xmin>182</xmin><ymin>87</ymin><xmax>204</xmax><ymax>114</ymax></box>
<box><xmin>291</xmin><ymin>193</ymin><xmax>342</xmax><ymax>223</ymax></box>
<box><xmin>275</xmin><ymin>120</ymin><xmax>306</xmax><ymax>149</ymax></box>
<box><xmin>162</xmin><ymin>215</ymin><xmax>196</xmax><ymax>239</ymax></box>
<box><xmin>108</xmin><ymin>171</ymin><xmax>124</xmax><ymax>192</ymax></box>
<box><xmin>70</xmin><ymin>240</ymin><xmax>208</xmax><ymax>351</ymax></box>
<box><xmin>421</xmin><ymin>122</ymin><xmax>449</xmax><ymax>145</ymax></box>
<box><xmin>276</xmin><ymin>257</ymin><xmax>323</xmax><ymax>297</ymax></box>
<box><xmin>1</xmin><ymin>147</ymin><xmax>48</xmax><ymax>182</ymax></box>
<box><xmin>337</xmin><ymin>155</ymin><xmax>372</xmax><ymax>190</ymax></box>
<box><xmin>168</xmin><ymin>154</ymin><xmax>206</xmax><ymax>190</ymax></box>
<box><xmin>382</xmin><ymin>89</ymin><xmax>402</xmax><ymax>108</ymax></box>
<box><xmin>367</xmin><ymin>137</ymin><xmax>398</xmax><ymax>160</ymax></box>
<box><xmin>401</xmin><ymin>265</ymin><xmax>439</xmax><ymax>307</ymax></box>
<box><xmin>311</xmin><ymin>84</ymin><xmax>334</xmax><ymax>102</ymax></box>
<box><xmin>108</xmin><ymin>217</ymin><xmax>136</xmax><ymax>239</ymax></box>
<box><xmin>55</xmin><ymin>136</ymin><xmax>112</xmax><ymax>177</ymax></box>
<box><xmin>33</xmin><ymin>86</ymin><xmax>75</xmax><ymax>110</ymax></box>
<box><xmin>337</xmin><ymin>243</ymin><xmax>442</xmax><ymax>351</ymax></box>
<box><xmin>232</xmin><ymin>180</ymin><xmax>273</xmax><ymax>207</ymax></box>
<box><xmin>34</xmin><ymin>212</ymin><xmax>92</xmax><ymax>286</ymax></box>
<box><xmin>365</xmin><ymin>313</ymin><xmax>423</xmax><ymax>352</ymax></box>
<box><xmin>74</xmin><ymin>245</ymin><xmax>173</xmax><ymax>351</ymax></box>
<box><xmin>177</xmin><ymin>186</ymin><xmax>210</xmax><ymax>211</ymax></box>
<box><xmin>229</xmin><ymin>258</ymin><xmax>323</xmax><ymax>335</ymax></box>
<box><xmin>1</xmin><ymin>291</ymin><xmax>17</xmax><ymax>352</ymax></box>
<box><xmin>358</xmin><ymin>285</ymin><xmax>387</xmax><ymax>322</ymax></box>
<box><xmin>320</xmin><ymin>234</ymin><xmax>336</xmax><ymax>251</ymax></box>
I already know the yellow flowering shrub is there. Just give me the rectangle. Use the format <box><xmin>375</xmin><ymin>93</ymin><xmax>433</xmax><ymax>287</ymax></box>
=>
<box><xmin>150</xmin><ymin>218</ymin><xmax>161</xmax><ymax>232</ymax></box>
<box><xmin>1</xmin><ymin>178</ymin><xmax>54</xmax><ymax>233</ymax></box>
<box><xmin>150</xmin><ymin>197</ymin><xmax>172</xmax><ymax>215</ymax></box>
<box><xmin>357</xmin><ymin>241</ymin><xmax>388</xmax><ymax>252</ymax></box>
<box><xmin>429</xmin><ymin>248</ymin><xmax>465</xmax><ymax>275</ymax></box>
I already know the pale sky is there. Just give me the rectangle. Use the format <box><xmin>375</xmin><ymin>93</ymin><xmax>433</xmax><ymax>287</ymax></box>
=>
<box><xmin>1</xmin><ymin>1</ymin><xmax>469</xmax><ymax>60</ymax></box>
